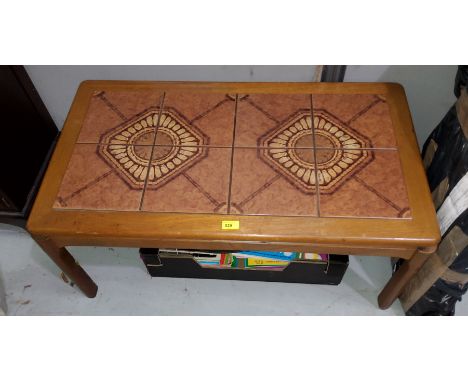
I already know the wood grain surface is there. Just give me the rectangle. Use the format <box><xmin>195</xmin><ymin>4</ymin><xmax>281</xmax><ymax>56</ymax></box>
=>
<box><xmin>27</xmin><ymin>81</ymin><xmax>440</xmax><ymax>259</ymax></box>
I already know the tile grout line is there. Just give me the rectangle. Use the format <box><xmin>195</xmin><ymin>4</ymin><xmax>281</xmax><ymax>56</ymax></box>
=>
<box><xmin>310</xmin><ymin>94</ymin><xmax>321</xmax><ymax>217</ymax></box>
<box><xmin>138</xmin><ymin>92</ymin><xmax>166</xmax><ymax>211</ymax></box>
<box><xmin>312</xmin><ymin>147</ymin><xmax>398</xmax><ymax>151</ymax></box>
<box><xmin>153</xmin><ymin>92</ymin><xmax>166</xmax><ymax>145</ymax></box>
<box><xmin>75</xmin><ymin>142</ymin><xmax>398</xmax><ymax>152</ymax></box>
<box><xmin>226</xmin><ymin>94</ymin><xmax>239</xmax><ymax>215</ymax></box>
<box><xmin>73</xmin><ymin>142</ymin><xmax>398</xmax><ymax>151</ymax></box>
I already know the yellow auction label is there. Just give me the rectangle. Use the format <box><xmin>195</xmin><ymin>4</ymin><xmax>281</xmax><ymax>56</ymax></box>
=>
<box><xmin>221</xmin><ymin>220</ymin><xmax>240</xmax><ymax>230</ymax></box>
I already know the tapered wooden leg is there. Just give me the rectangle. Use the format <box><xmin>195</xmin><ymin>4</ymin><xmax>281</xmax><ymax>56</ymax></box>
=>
<box><xmin>378</xmin><ymin>253</ymin><xmax>429</xmax><ymax>309</ymax></box>
<box><xmin>33</xmin><ymin>235</ymin><xmax>98</xmax><ymax>298</ymax></box>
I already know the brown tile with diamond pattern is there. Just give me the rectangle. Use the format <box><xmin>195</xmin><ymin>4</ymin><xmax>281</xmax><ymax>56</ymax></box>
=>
<box><xmin>56</xmin><ymin>90</ymin><xmax>410</xmax><ymax>219</ymax></box>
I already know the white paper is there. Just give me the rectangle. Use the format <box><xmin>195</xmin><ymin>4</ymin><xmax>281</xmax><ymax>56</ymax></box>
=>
<box><xmin>437</xmin><ymin>172</ymin><xmax>468</xmax><ymax>236</ymax></box>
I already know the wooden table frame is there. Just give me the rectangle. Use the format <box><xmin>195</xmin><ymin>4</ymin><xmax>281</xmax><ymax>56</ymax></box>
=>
<box><xmin>27</xmin><ymin>81</ymin><xmax>440</xmax><ymax>310</ymax></box>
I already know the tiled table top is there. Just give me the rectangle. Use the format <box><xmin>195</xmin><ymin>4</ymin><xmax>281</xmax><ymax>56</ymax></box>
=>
<box><xmin>54</xmin><ymin>90</ymin><xmax>410</xmax><ymax>219</ymax></box>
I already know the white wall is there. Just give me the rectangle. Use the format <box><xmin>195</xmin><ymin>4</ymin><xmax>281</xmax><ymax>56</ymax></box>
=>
<box><xmin>25</xmin><ymin>65</ymin><xmax>317</xmax><ymax>130</ymax></box>
<box><xmin>26</xmin><ymin>65</ymin><xmax>458</xmax><ymax>147</ymax></box>
<box><xmin>345</xmin><ymin>65</ymin><xmax>457</xmax><ymax>146</ymax></box>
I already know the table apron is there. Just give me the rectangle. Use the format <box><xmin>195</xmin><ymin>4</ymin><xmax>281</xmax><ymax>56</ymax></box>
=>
<box><xmin>48</xmin><ymin>235</ymin><xmax>419</xmax><ymax>259</ymax></box>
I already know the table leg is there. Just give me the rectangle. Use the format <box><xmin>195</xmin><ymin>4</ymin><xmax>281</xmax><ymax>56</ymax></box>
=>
<box><xmin>378</xmin><ymin>253</ymin><xmax>429</xmax><ymax>309</ymax></box>
<box><xmin>33</xmin><ymin>235</ymin><xmax>98</xmax><ymax>298</ymax></box>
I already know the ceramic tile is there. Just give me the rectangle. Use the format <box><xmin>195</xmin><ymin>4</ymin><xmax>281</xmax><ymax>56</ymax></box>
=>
<box><xmin>318</xmin><ymin>149</ymin><xmax>411</xmax><ymax>218</ymax></box>
<box><xmin>154</xmin><ymin>92</ymin><xmax>236</xmax><ymax>147</ymax></box>
<box><xmin>234</xmin><ymin>94</ymin><xmax>314</xmax><ymax>148</ymax></box>
<box><xmin>141</xmin><ymin>147</ymin><xmax>231</xmax><ymax>213</ymax></box>
<box><xmin>312</xmin><ymin>94</ymin><xmax>397</xmax><ymax>149</ymax></box>
<box><xmin>229</xmin><ymin>148</ymin><xmax>318</xmax><ymax>216</ymax></box>
<box><xmin>54</xmin><ymin>144</ymin><xmax>149</xmax><ymax>211</ymax></box>
<box><xmin>77</xmin><ymin>90</ymin><xmax>164</xmax><ymax>144</ymax></box>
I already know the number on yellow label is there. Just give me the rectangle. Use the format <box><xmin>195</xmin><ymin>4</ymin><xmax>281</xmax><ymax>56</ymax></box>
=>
<box><xmin>221</xmin><ymin>220</ymin><xmax>240</xmax><ymax>230</ymax></box>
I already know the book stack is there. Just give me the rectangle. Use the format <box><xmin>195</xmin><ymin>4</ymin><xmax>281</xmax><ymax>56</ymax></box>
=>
<box><xmin>141</xmin><ymin>248</ymin><xmax>348</xmax><ymax>285</ymax></box>
<box><xmin>188</xmin><ymin>250</ymin><xmax>329</xmax><ymax>271</ymax></box>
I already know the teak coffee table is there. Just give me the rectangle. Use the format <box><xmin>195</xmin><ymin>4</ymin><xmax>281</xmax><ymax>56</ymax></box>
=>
<box><xmin>27</xmin><ymin>81</ymin><xmax>440</xmax><ymax>309</ymax></box>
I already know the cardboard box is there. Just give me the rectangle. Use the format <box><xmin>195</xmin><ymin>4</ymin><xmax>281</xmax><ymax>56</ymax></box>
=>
<box><xmin>140</xmin><ymin>248</ymin><xmax>348</xmax><ymax>285</ymax></box>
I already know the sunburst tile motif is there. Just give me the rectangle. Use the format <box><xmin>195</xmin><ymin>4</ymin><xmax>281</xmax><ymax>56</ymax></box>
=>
<box><xmin>315</xmin><ymin>149</ymin><xmax>373</xmax><ymax>192</ymax></box>
<box><xmin>146</xmin><ymin>144</ymin><xmax>207</xmax><ymax>189</ymax></box>
<box><xmin>99</xmin><ymin>107</ymin><xmax>208</xmax><ymax>190</ymax></box>
<box><xmin>258</xmin><ymin>110</ymin><xmax>313</xmax><ymax>148</ymax></box>
<box><xmin>99</xmin><ymin>144</ymin><xmax>152</xmax><ymax>189</ymax></box>
<box><xmin>260</xmin><ymin>147</ymin><xmax>317</xmax><ymax>194</ymax></box>
<box><xmin>147</xmin><ymin>109</ymin><xmax>208</xmax><ymax>189</ymax></box>
<box><xmin>313</xmin><ymin>110</ymin><xmax>371</xmax><ymax>149</ymax></box>
<box><xmin>259</xmin><ymin>109</ymin><xmax>373</xmax><ymax>194</ymax></box>
<box><xmin>154</xmin><ymin>109</ymin><xmax>208</xmax><ymax>147</ymax></box>
<box><xmin>100</xmin><ymin>108</ymin><xmax>161</xmax><ymax>146</ymax></box>
<box><xmin>98</xmin><ymin>108</ymin><xmax>160</xmax><ymax>189</ymax></box>
<box><xmin>312</xmin><ymin>110</ymin><xmax>374</xmax><ymax>192</ymax></box>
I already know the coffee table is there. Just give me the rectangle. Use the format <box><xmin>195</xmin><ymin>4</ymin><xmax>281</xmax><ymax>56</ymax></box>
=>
<box><xmin>27</xmin><ymin>81</ymin><xmax>440</xmax><ymax>309</ymax></box>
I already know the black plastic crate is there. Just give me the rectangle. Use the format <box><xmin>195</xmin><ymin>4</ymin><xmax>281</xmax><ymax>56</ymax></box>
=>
<box><xmin>140</xmin><ymin>248</ymin><xmax>348</xmax><ymax>285</ymax></box>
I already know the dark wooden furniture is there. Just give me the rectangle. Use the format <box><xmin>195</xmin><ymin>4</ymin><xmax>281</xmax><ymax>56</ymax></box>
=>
<box><xmin>27</xmin><ymin>81</ymin><xmax>440</xmax><ymax>309</ymax></box>
<box><xmin>0</xmin><ymin>66</ymin><xmax>58</xmax><ymax>227</ymax></box>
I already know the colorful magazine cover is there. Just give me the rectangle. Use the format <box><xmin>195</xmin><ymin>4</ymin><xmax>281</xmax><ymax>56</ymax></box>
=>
<box><xmin>192</xmin><ymin>250</ymin><xmax>329</xmax><ymax>270</ymax></box>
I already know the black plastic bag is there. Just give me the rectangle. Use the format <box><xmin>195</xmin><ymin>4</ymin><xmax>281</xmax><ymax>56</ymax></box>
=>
<box><xmin>400</xmin><ymin>65</ymin><xmax>468</xmax><ymax>316</ymax></box>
